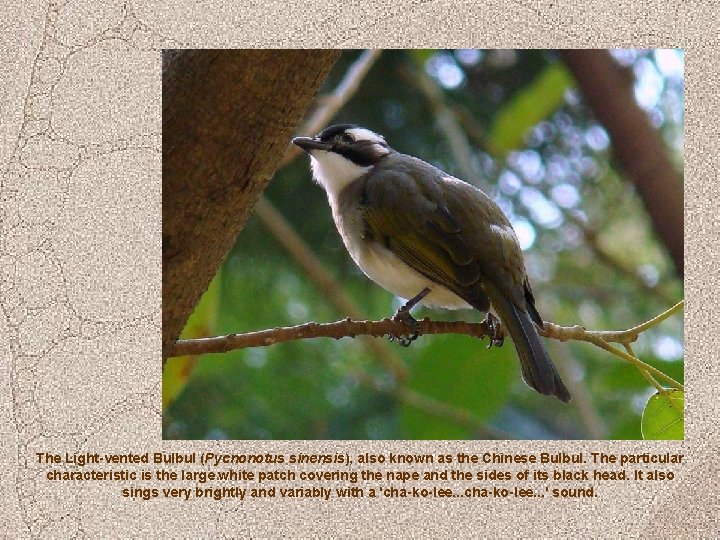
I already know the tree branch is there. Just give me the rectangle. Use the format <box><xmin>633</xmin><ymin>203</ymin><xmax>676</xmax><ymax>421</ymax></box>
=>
<box><xmin>561</xmin><ymin>50</ymin><xmax>684</xmax><ymax>277</ymax></box>
<box><xmin>404</xmin><ymin>62</ymin><xmax>492</xmax><ymax>193</ymax></box>
<box><xmin>170</xmin><ymin>317</ymin><xmax>492</xmax><ymax>356</ymax></box>
<box><xmin>543</xmin><ymin>300</ymin><xmax>684</xmax><ymax>391</ymax></box>
<box><xmin>346</xmin><ymin>365</ymin><xmax>505</xmax><ymax>439</ymax></box>
<box><xmin>170</xmin><ymin>301</ymin><xmax>684</xmax><ymax>393</ymax></box>
<box><xmin>564</xmin><ymin>211</ymin><xmax>677</xmax><ymax>306</ymax></box>
<box><xmin>253</xmin><ymin>197</ymin><xmax>410</xmax><ymax>382</ymax></box>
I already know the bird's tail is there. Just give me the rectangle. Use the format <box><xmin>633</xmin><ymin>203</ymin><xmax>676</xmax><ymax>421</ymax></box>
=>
<box><xmin>488</xmin><ymin>293</ymin><xmax>571</xmax><ymax>403</ymax></box>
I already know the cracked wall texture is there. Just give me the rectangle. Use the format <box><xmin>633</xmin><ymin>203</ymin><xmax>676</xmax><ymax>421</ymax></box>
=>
<box><xmin>0</xmin><ymin>0</ymin><xmax>717</xmax><ymax>538</ymax></box>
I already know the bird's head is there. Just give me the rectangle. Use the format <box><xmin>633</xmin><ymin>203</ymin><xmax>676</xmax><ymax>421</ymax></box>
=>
<box><xmin>292</xmin><ymin>124</ymin><xmax>391</xmax><ymax>197</ymax></box>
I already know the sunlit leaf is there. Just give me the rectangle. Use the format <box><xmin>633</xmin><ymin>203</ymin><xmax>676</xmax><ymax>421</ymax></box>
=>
<box><xmin>489</xmin><ymin>63</ymin><xmax>574</xmax><ymax>156</ymax></box>
<box><xmin>641</xmin><ymin>389</ymin><xmax>684</xmax><ymax>440</ymax></box>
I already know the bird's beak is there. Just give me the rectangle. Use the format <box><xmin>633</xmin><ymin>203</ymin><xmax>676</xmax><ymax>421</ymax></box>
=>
<box><xmin>292</xmin><ymin>136</ymin><xmax>330</xmax><ymax>153</ymax></box>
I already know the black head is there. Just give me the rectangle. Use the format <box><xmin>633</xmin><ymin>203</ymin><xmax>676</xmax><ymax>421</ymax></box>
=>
<box><xmin>316</xmin><ymin>123</ymin><xmax>360</xmax><ymax>142</ymax></box>
<box><xmin>292</xmin><ymin>124</ymin><xmax>391</xmax><ymax>167</ymax></box>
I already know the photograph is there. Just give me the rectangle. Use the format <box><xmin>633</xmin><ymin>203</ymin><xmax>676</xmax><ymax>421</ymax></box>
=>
<box><xmin>162</xmin><ymin>49</ymin><xmax>684</xmax><ymax>441</ymax></box>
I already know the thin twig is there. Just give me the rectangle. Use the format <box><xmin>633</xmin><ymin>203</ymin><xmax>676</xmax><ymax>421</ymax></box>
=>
<box><xmin>626</xmin><ymin>343</ymin><xmax>664</xmax><ymax>393</ymax></box>
<box><xmin>626</xmin><ymin>345</ymin><xmax>683</xmax><ymax>415</ymax></box>
<box><xmin>622</xmin><ymin>300</ymin><xmax>684</xmax><ymax>337</ymax></box>
<box><xmin>543</xmin><ymin>300</ymin><xmax>684</xmax><ymax>346</ymax></box>
<box><xmin>542</xmin><ymin>301</ymin><xmax>684</xmax><ymax>392</ymax></box>
<box><xmin>589</xmin><ymin>335</ymin><xmax>682</xmax><ymax>390</ymax></box>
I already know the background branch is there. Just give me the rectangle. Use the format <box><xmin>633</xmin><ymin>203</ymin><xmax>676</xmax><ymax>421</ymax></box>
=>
<box><xmin>279</xmin><ymin>49</ymin><xmax>382</xmax><ymax>167</ymax></box>
<box><xmin>253</xmin><ymin>197</ymin><xmax>409</xmax><ymax>381</ymax></box>
<box><xmin>561</xmin><ymin>50</ymin><xmax>684</xmax><ymax>277</ymax></box>
<box><xmin>564</xmin><ymin>211</ymin><xmax>677</xmax><ymax>306</ymax></box>
<box><xmin>405</xmin><ymin>63</ymin><xmax>492</xmax><ymax>192</ymax></box>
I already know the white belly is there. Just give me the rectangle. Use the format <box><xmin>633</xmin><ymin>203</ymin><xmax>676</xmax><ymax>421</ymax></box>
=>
<box><xmin>351</xmin><ymin>240</ymin><xmax>472</xmax><ymax>310</ymax></box>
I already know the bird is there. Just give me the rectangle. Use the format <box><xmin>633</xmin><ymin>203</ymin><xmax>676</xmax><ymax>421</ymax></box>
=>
<box><xmin>292</xmin><ymin>124</ymin><xmax>570</xmax><ymax>403</ymax></box>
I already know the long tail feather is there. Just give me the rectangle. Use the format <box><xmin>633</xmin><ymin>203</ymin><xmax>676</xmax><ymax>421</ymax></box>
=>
<box><xmin>484</xmin><ymin>293</ymin><xmax>571</xmax><ymax>403</ymax></box>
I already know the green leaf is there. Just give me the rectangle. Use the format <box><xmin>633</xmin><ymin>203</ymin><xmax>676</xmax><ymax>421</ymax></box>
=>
<box><xmin>488</xmin><ymin>63</ymin><xmax>574</xmax><ymax>156</ymax></box>
<box><xmin>641</xmin><ymin>390</ymin><xmax>684</xmax><ymax>440</ymax></box>
<box><xmin>400</xmin><ymin>334</ymin><xmax>515</xmax><ymax>439</ymax></box>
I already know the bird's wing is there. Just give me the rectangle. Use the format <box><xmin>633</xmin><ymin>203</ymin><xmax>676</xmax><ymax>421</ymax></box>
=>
<box><xmin>362</xmin><ymin>164</ymin><xmax>528</xmax><ymax>311</ymax></box>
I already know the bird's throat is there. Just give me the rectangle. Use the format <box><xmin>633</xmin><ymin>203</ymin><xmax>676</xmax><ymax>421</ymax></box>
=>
<box><xmin>311</xmin><ymin>151</ymin><xmax>372</xmax><ymax>201</ymax></box>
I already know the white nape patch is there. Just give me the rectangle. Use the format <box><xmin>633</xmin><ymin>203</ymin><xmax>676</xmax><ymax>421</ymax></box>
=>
<box><xmin>345</xmin><ymin>128</ymin><xmax>390</xmax><ymax>158</ymax></box>
<box><xmin>490</xmin><ymin>223</ymin><xmax>519</xmax><ymax>245</ymax></box>
<box><xmin>346</xmin><ymin>127</ymin><xmax>385</xmax><ymax>144</ymax></box>
<box><xmin>310</xmin><ymin>151</ymin><xmax>371</xmax><ymax>201</ymax></box>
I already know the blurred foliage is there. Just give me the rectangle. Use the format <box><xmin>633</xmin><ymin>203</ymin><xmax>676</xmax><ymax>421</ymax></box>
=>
<box><xmin>401</xmin><ymin>335</ymin><xmax>516</xmax><ymax>439</ymax></box>
<box><xmin>163</xmin><ymin>49</ymin><xmax>684</xmax><ymax>440</ymax></box>
<box><xmin>488</xmin><ymin>63</ymin><xmax>575</xmax><ymax>156</ymax></box>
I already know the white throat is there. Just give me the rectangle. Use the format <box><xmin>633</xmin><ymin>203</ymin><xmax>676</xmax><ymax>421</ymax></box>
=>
<box><xmin>310</xmin><ymin>150</ymin><xmax>372</xmax><ymax>201</ymax></box>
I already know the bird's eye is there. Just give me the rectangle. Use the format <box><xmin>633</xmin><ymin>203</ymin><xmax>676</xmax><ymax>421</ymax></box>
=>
<box><xmin>339</xmin><ymin>133</ymin><xmax>355</xmax><ymax>143</ymax></box>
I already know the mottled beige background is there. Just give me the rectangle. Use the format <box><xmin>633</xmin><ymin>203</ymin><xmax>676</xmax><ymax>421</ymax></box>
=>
<box><xmin>1</xmin><ymin>0</ymin><xmax>716</xmax><ymax>537</ymax></box>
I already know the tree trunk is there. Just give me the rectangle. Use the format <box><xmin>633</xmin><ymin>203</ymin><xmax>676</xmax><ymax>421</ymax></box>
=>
<box><xmin>561</xmin><ymin>49</ymin><xmax>684</xmax><ymax>278</ymax></box>
<box><xmin>162</xmin><ymin>50</ymin><xmax>340</xmax><ymax>363</ymax></box>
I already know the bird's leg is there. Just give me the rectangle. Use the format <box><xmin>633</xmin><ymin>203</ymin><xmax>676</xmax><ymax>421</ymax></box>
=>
<box><xmin>483</xmin><ymin>312</ymin><xmax>505</xmax><ymax>349</ymax></box>
<box><xmin>389</xmin><ymin>288</ymin><xmax>431</xmax><ymax>347</ymax></box>
<box><xmin>399</xmin><ymin>287</ymin><xmax>432</xmax><ymax>312</ymax></box>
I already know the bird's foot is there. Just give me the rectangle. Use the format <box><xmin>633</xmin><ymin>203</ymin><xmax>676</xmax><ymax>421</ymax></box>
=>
<box><xmin>388</xmin><ymin>288</ymin><xmax>430</xmax><ymax>347</ymax></box>
<box><xmin>388</xmin><ymin>313</ymin><xmax>419</xmax><ymax>347</ymax></box>
<box><xmin>483</xmin><ymin>312</ymin><xmax>505</xmax><ymax>349</ymax></box>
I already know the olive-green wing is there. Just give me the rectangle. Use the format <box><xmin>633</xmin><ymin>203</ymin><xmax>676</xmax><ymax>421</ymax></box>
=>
<box><xmin>362</xmin><ymin>168</ymin><xmax>485</xmax><ymax>305</ymax></box>
<box><xmin>437</xmin><ymin>173</ymin><xmax>531</xmax><ymax>312</ymax></box>
<box><xmin>362</xmin><ymin>165</ymin><xmax>529</xmax><ymax>312</ymax></box>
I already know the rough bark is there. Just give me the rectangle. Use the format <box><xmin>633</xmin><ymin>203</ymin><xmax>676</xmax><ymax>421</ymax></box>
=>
<box><xmin>162</xmin><ymin>50</ymin><xmax>340</xmax><ymax>362</ymax></box>
<box><xmin>561</xmin><ymin>49</ymin><xmax>684</xmax><ymax>278</ymax></box>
